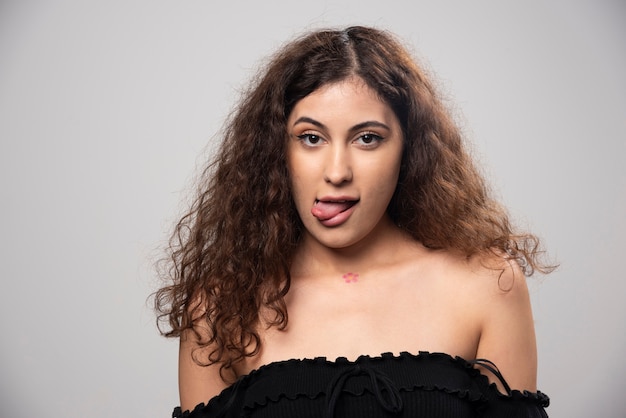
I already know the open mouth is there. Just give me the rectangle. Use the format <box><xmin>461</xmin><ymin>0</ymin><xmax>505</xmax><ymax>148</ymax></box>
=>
<box><xmin>311</xmin><ymin>199</ymin><xmax>359</xmax><ymax>221</ymax></box>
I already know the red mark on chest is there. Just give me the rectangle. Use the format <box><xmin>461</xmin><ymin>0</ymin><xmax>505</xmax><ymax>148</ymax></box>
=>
<box><xmin>342</xmin><ymin>272</ymin><xmax>359</xmax><ymax>283</ymax></box>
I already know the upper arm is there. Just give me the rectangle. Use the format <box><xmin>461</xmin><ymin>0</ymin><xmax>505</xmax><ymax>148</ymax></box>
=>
<box><xmin>178</xmin><ymin>328</ymin><xmax>229</xmax><ymax>412</ymax></box>
<box><xmin>475</xmin><ymin>260</ymin><xmax>538</xmax><ymax>393</ymax></box>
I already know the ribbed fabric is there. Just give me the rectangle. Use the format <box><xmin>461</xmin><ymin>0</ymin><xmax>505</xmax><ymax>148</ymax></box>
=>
<box><xmin>173</xmin><ymin>351</ymin><xmax>549</xmax><ymax>418</ymax></box>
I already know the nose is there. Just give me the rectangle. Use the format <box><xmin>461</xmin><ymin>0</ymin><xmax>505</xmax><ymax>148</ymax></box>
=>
<box><xmin>324</xmin><ymin>145</ymin><xmax>352</xmax><ymax>185</ymax></box>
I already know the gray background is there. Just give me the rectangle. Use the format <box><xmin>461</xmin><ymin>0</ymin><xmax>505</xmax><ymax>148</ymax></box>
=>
<box><xmin>1</xmin><ymin>0</ymin><xmax>624</xmax><ymax>416</ymax></box>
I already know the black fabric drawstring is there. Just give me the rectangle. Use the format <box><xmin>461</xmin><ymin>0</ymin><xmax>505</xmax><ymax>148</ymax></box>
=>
<box><xmin>470</xmin><ymin>358</ymin><xmax>512</xmax><ymax>396</ymax></box>
<box><xmin>326</xmin><ymin>364</ymin><xmax>403</xmax><ymax>418</ymax></box>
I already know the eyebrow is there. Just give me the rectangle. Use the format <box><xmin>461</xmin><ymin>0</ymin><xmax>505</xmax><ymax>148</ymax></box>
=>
<box><xmin>292</xmin><ymin>117</ymin><xmax>391</xmax><ymax>132</ymax></box>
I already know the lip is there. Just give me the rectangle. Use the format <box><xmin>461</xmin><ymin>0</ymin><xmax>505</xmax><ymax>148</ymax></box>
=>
<box><xmin>313</xmin><ymin>196</ymin><xmax>360</xmax><ymax>227</ymax></box>
<box><xmin>316</xmin><ymin>195</ymin><xmax>359</xmax><ymax>203</ymax></box>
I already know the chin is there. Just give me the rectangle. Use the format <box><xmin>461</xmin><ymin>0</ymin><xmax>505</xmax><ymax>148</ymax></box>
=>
<box><xmin>309</xmin><ymin>229</ymin><xmax>367</xmax><ymax>250</ymax></box>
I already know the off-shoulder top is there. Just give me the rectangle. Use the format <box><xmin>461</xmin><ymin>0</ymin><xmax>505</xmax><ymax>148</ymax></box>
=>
<box><xmin>173</xmin><ymin>351</ymin><xmax>549</xmax><ymax>417</ymax></box>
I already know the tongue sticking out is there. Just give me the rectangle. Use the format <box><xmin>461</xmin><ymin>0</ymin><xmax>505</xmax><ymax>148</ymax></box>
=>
<box><xmin>311</xmin><ymin>200</ymin><xmax>357</xmax><ymax>221</ymax></box>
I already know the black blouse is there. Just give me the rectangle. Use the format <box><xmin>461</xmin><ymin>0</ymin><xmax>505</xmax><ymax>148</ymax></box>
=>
<box><xmin>173</xmin><ymin>351</ymin><xmax>549</xmax><ymax>417</ymax></box>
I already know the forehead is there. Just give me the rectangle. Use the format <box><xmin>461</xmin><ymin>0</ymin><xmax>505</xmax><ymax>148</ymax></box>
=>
<box><xmin>287</xmin><ymin>78</ymin><xmax>397</xmax><ymax>127</ymax></box>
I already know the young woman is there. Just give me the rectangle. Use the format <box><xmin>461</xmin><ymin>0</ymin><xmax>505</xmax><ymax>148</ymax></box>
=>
<box><xmin>156</xmin><ymin>26</ymin><xmax>552</xmax><ymax>417</ymax></box>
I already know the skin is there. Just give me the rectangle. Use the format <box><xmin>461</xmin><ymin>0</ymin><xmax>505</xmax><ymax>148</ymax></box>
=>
<box><xmin>286</xmin><ymin>77</ymin><xmax>404</xmax><ymax>253</ymax></box>
<box><xmin>178</xmin><ymin>77</ymin><xmax>539</xmax><ymax>411</ymax></box>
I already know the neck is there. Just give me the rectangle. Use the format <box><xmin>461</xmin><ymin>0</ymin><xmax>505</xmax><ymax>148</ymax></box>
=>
<box><xmin>291</xmin><ymin>218</ymin><xmax>412</xmax><ymax>279</ymax></box>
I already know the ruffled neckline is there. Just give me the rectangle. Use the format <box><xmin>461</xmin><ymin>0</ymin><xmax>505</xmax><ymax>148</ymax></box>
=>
<box><xmin>174</xmin><ymin>351</ymin><xmax>549</xmax><ymax>417</ymax></box>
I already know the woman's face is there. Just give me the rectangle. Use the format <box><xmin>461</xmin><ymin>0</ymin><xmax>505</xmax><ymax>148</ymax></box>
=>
<box><xmin>286</xmin><ymin>77</ymin><xmax>404</xmax><ymax>250</ymax></box>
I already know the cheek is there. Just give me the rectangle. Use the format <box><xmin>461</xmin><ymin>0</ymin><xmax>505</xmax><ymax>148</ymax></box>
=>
<box><xmin>287</xmin><ymin>151</ymin><xmax>320</xmax><ymax>193</ymax></box>
<box><xmin>287</xmin><ymin>164</ymin><xmax>311</xmax><ymax>212</ymax></box>
<box><xmin>286</xmin><ymin>152</ymin><xmax>300</xmax><ymax>191</ymax></box>
<box><xmin>375</xmin><ymin>172</ymin><xmax>401</xmax><ymax>199</ymax></box>
<box><xmin>369</xmin><ymin>153</ymin><xmax>402</xmax><ymax>191</ymax></box>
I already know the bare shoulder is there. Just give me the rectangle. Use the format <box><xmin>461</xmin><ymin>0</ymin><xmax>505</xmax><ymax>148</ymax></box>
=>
<box><xmin>178</xmin><ymin>324</ymin><xmax>230</xmax><ymax>412</ymax></box>
<box><xmin>466</xmin><ymin>253</ymin><xmax>538</xmax><ymax>393</ymax></box>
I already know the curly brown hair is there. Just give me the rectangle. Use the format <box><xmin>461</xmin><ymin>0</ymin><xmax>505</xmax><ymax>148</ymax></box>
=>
<box><xmin>154</xmin><ymin>26</ymin><xmax>553</xmax><ymax>379</ymax></box>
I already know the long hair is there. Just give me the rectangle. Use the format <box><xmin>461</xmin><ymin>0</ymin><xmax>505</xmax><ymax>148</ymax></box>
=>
<box><xmin>154</xmin><ymin>26</ymin><xmax>552</xmax><ymax>379</ymax></box>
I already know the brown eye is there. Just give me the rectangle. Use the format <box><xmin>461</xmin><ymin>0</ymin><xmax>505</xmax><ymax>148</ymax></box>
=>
<box><xmin>297</xmin><ymin>134</ymin><xmax>323</xmax><ymax>146</ymax></box>
<box><xmin>354</xmin><ymin>133</ymin><xmax>383</xmax><ymax>147</ymax></box>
